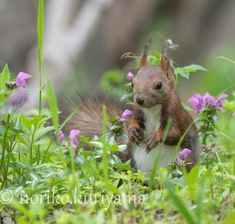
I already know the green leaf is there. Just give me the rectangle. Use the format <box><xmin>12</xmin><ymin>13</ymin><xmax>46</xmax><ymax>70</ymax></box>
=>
<box><xmin>216</xmin><ymin>56</ymin><xmax>235</xmax><ymax>65</ymax></box>
<box><xmin>195</xmin><ymin>180</ymin><xmax>204</xmax><ymax>224</ymax></box>
<box><xmin>174</xmin><ymin>64</ymin><xmax>207</xmax><ymax>79</ymax></box>
<box><xmin>166</xmin><ymin>182</ymin><xmax>198</xmax><ymax>224</ymax></box>
<box><xmin>0</xmin><ymin>64</ymin><xmax>11</xmax><ymax>89</ymax></box>
<box><xmin>109</xmin><ymin>144</ymin><xmax>119</xmax><ymax>152</ymax></box>
<box><xmin>21</xmin><ymin>115</ymin><xmax>33</xmax><ymax>130</ymax></box>
<box><xmin>34</xmin><ymin>126</ymin><xmax>54</xmax><ymax>140</ymax></box>
<box><xmin>184</xmin><ymin>165</ymin><xmax>199</xmax><ymax>193</ymax></box>
<box><xmin>222</xmin><ymin>211</ymin><xmax>235</xmax><ymax>224</ymax></box>
<box><xmin>104</xmin><ymin>183</ymin><xmax>119</xmax><ymax>194</ymax></box>
<box><xmin>147</xmin><ymin>52</ymin><xmax>161</xmax><ymax>65</ymax></box>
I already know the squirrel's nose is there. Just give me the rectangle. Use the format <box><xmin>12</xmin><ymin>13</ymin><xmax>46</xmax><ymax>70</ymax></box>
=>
<box><xmin>136</xmin><ymin>97</ymin><xmax>145</xmax><ymax>105</ymax></box>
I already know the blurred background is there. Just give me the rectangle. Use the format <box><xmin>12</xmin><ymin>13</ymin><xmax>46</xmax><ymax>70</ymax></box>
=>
<box><xmin>0</xmin><ymin>0</ymin><xmax>235</xmax><ymax>109</ymax></box>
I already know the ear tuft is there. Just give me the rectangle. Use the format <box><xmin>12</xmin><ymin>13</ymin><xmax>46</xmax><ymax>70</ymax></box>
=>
<box><xmin>160</xmin><ymin>55</ymin><xmax>171</xmax><ymax>72</ymax></box>
<box><xmin>160</xmin><ymin>54</ymin><xmax>175</xmax><ymax>86</ymax></box>
<box><xmin>140</xmin><ymin>41</ymin><xmax>151</xmax><ymax>68</ymax></box>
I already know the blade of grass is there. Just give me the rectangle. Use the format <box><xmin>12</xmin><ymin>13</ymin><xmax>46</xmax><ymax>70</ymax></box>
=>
<box><xmin>37</xmin><ymin>0</ymin><xmax>44</xmax><ymax>114</ymax></box>
<box><xmin>47</xmin><ymin>79</ymin><xmax>59</xmax><ymax>140</ymax></box>
<box><xmin>215</xmin><ymin>56</ymin><xmax>235</xmax><ymax>65</ymax></box>
<box><xmin>195</xmin><ymin>180</ymin><xmax>204</xmax><ymax>224</ymax></box>
<box><xmin>149</xmin><ymin>155</ymin><xmax>159</xmax><ymax>187</ymax></box>
<box><xmin>166</xmin><ymin>182</ymin><xmax>198</xmax><ymax>224</ymax></box>
<box><xmin>149</xmin><ymin>118</ymin><xmax>173</xmax><ymax>186</ymax></box>
<box><xmin>102</xmin><ymin>105</ymin><xmax>108</xmax><ymax>180</ymax></box>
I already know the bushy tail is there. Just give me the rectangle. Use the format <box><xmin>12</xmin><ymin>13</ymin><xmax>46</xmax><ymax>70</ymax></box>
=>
<box><xmin>62</xmin><ymin>94</ymin><xmax>125</xmax><ymax>138</ymax></box>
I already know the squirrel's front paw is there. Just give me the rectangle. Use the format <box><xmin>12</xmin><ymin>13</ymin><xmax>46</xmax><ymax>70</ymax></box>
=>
<box><xmin>145</xmin><ymin>131</ymin><xmax>163</xmax><ymax>153</ymax></box>
<box><xmin>128</xmin><ymin>126</ymin><xmax>144</xmax><ymax>145</ymax></box>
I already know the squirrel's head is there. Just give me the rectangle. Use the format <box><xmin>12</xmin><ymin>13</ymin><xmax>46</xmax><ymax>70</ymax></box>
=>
<box><xmin>132</xmin><ymin>49</ymin><xmax>175</xmax><ymax>108</ymax></box>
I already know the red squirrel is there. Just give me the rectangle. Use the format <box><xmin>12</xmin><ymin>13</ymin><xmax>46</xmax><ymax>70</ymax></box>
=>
<box><xmin>65</xmin><ymin>47</ymin><xmax>199</xmax><ymax>176</ymax></box>
<box><xmin>127</xmin><ymin>48</ymin><xmax>199</xmax><ymax>175</ymax></box>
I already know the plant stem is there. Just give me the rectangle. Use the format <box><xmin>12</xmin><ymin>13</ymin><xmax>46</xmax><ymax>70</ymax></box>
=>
<box><xmin>37</xmin><ymin>0</ymin><xmax>44</xmax><ymax>114</ymax></box>
<box><xmin>29</xmin><ymin>126</ymin><xmax>37</xmax><ymax>165</ymax></box>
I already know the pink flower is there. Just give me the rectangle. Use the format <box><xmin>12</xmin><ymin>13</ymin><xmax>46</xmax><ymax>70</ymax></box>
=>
<box><xmin>215</xmin><ymin>93</ymin><xmax>228</xmax><ymax>110</ymax></box>
<box><xmin>188</xmin><ymin>92</ymin><xmax>228</xmax><ymax>113</ymax></box>
<box><xmin>127</xmin><ymin>72</ymin><xmax>134</xmax><ymax>81</ymax></box>
<box><xmin>16</xmin><ymin>72</ymin><xmax>32</xmax><ymax>88</ymax></box>
<box><xmin>178</xmin><ymin>148</ymin><xmax>191</xmax><ymax>161</ymax></box>
<box><xmin>119</xmin><ymin>109</ymin><xmax>132</xmax><ymax>122</ymax></box>
<box><xmin>69</xmin><ymin>129</ymin><xmax>80</xmax><ymax>148</ymax></box>
<box><xmin>233</xmin><ymin>112</ymin><xmax>235</xmax><ymax>116</ymax></box>
<box><xmin>202</xmin><ymin>92</ymin><xmax>216</xmax><ymax>107</ymax></box>
<box><xmin>59</xmin><ymin>130</ymin><xmax>65</xmax><ymax>142</ymax></box>
<box><xmin>9</xmin><ymin>88</ymin><xmax>28</xmax><ymax>107</ymax></box>
<box><xmin>188</xmin><ymin>93</ymin><xmax>203</xmax><ymax>113</ymax></box>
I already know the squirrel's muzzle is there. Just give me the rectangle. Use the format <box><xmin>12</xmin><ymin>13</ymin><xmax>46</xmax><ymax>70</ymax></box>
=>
<box><xmin>136</xmin><ymin>97</ymin><xmax>145</xmax><ymax>105</ymax></box>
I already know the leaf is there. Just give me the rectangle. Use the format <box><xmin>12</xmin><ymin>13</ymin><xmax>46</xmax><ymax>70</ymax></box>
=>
<box><xmin>109</xmin><ymin>144</ymin><xmax>119</xmax><ymax>152</ymax></box>
<box><xmin>34</xmin><ymin>126</ymin><xmax>54</xmax><ymax>140</ymax></box>
<box><xmin>47</xmin><ymin>79</ymin><xmax>59</xmax><ymax>137</ymax></box>
<box><xmin>174</xmin><ymin>64</ymin><xmax>207</xmax><ymax>79</ymax></box>
<box><xmin>222</xmin><ymin>211</ymin><xmax>235</xmax><ymax>224</ymax></box>
<box><xmin>216</xmin><ymin>56</ymin><xmax>235</xmax><ymax>65</ymax></box>
<box><xmin>195</xmin><ymin>180</ymin><xmax>205</xmax><ymax>224</ymax></box>
<box><xmin>0</xmin><ymin>64</ymin><xmax>11</xmax><ymax>89</ymax></box>
<box><xmin>90</xmin><ymin>141</ymin><xmax>103</xmax><ymax>148</ymax></box>
<box><xmin>184</xmin><ymin>165</ymin><xmax>199</xmax><ymax>193</ymax></box>
<box><xmin>147</xmin><ymin>52</ymin><xmax>161</xmax><ymax>65</ymax></box>
<box><xmin>166</xmin><ymin>182</ymin><xmax>198</xmax><ymax>224</ymax></box>
<box><xmin>21</xmin><ymin>115</ymin><xmax>33</xmax><ymax>130</ymax></box>
<box><xmin>104</xmin><ymin>183</ymin><xmax>119</xmax><ymax>194</ymax></box>
<box><xmin>34</xmin><ymin>139</ymin><xmax>49</xmax><ymax>145</ymax></box>
<box><xmin>20</xmin><ymin>114</ymin><xmax>43</xmax><ymax>130</ymax></box>
<box><xmin>114</xmin><ymin>163</ymin><xmax>131</xmax><ymax>171</ymax></box>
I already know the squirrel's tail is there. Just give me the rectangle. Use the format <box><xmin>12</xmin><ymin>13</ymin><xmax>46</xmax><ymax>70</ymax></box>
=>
<box><xmin>62</xmin><ymin>94</ymin><xmax>125</xmax><ymax>138</ymax></box>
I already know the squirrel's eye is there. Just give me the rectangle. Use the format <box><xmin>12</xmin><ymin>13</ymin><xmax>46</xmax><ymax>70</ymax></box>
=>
<box><xmin>154</xmin><ymin>81</ymin><xmax>162</xmax><ymax>90</ymax></box>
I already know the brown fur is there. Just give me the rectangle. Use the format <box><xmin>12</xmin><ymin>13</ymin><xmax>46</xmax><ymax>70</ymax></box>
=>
<box><xmin>64</xmin><ymin>96</ymin><xmax>123</xmax><ymax>138</ymax></box>
<box><xmin>128</xmin><ymin>53</ymin><xmax>199</xmax><ymax>171</ymax></box>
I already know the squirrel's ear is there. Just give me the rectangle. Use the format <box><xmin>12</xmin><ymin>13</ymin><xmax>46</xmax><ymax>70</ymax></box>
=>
<box><xmin>160</xmin><ymin>55</ymin><xmax>175</xmax><ymax>85</ymax></box>
<box><xmin>160</xmin><ymin>55</ymin><xmax>171</xmax><ymax>72</ymax></box>
<box><xmin>140</xmin><ymin>43</ymin><xmax>149</xmax><ymax>68</ymax></box>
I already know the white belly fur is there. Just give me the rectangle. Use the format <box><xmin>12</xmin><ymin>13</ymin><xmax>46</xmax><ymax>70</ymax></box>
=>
<box><xmin>133</xmin><ymin>105</ymin><xmax>177</xmax><ymax>176</ymax></box>
<box><xmin>133</xmin><ymin>143</ymin><xmax>176</xmax><ymax>176</ymax></box>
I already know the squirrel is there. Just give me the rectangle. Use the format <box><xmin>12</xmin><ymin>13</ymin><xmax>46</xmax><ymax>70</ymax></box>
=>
<box><xmin>64</xmin><ymin>47</ymin><xmax>199</xmax><ymax>176</ymax></box>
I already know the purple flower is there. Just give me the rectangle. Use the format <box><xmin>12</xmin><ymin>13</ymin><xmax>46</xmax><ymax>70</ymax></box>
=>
<box><xmin>127</xmin><ymin>72</ymin><xmax>134</xmax><ymax>81</ymax></box>
<box><xmin>202</xmin><ymin>92</ymin><xmax>215</xmax><ymax>107</ymax></box>
<box><xmin>215</xmin><ymin>93</ymin><xmax>228</xmax><ymax>110</ymax></box>
<box><xmin>16</xmin><ymin>72</ymin><xmax>32</xmax><ymax>88</ymax></box>
<box><xmin>59</xmin><ymin>130</ymin><xmax>65</xmax><ymax>142</ymax></box>
<box><xmin>178</xmin><ymin>148</ymin><xmax>192</xmax><ymax>161</ymax></box>
<box><xmin>9</xmin><ymin>88</ymin><xmax>28</xmax><ymax>107</ymax></box>
<box><xmin>233</xmin><ymin>112</ymin><xmax>235</xmax><ymax>116</ymax></box>
<box><xmin>119</xmin><ymin>109</ymin><xmax>132</xmax><ymax>122</ymax></box>
<box><xmin>69</xmin><ymin>129</ymin><xmax>80</xmax><ymax>148</ymax></box>
<box><xmin>188</xmin><ymin>93</ymin><xmax>203</xmax><ymax>113</ymax></box>
<box><xmin>188</xmin><ymin>92</ymin><xmax>228</xmax><ymax>113</ymax></box>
